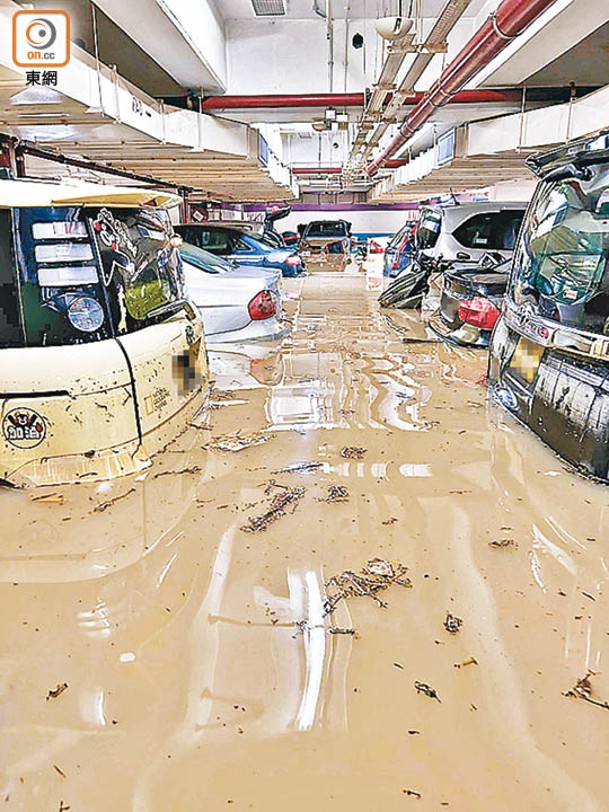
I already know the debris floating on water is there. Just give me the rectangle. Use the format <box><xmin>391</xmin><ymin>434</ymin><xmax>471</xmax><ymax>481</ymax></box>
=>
<box><xmin>328</xmin><ymin>627</ymin><xmax>356</xmax><ymax>636</ymax></box>
<box><xmin>153</xmin><ymin>466</ymin><xmax>202</xmax><ymax>479</ymax></box>
<box><xmin>241</xmin><ymin>483</ymin><xmax>305</xmax><ymax>533</ymax></box>
<box><xmin>489</xmin><ymin>538</ymin><xmax>516</xmax><ymax>548</ymax></box>
<box><xmin>46</xmin><ymin>682</ymin><xmax>69</xmax><ymax>701</ymax></box>
<box><xmin>340</xmin><ymin>446</ymin><xmax>367</xmax><ymax>460</ymax></box>
<box><xmin>444</xmin><ymin>612</ymin><xmax>463</xmax><ymax>635</ymax></box>
<box><xmin>454</xmin><ymin>657</ymin><xmax>478</xmax><ymax>669</ymax></box>
<box><xmin>320</xmin><ymin>485</ymin><xmax>350</xmax><ymax>503</ymax></box>
<box><xmin>366</xmin><ymin>557</ymin><xmax>395</xmax><ymax>577</ymax></box>
<box><xmin>323</xmin><ymin>558</ymin><xmax>411</xmax><ymax>617</ymax></box>
<box><xmin>31</xmin><ymin>492</ymin><xmax>65</xmax><ymax>504</ymax></box>
<box><xmin>414</xmin><ymin>681</ymin><xmax>441</xmax><ymax>702</ymax></box>
<box><xmin>403</xmin><ymin>789</ymin><xmax>422</xmax><ymax>799</ymax></box>
<box><xmin>272</xmin><ymin>462</ymin><xmax>324</xmax><ymax>475</ymax></box>
<box><xmin>564</xmin><ymin>670</ymin><xmax>609</xmax><ymax>711</ymax></box>
<box><xmin>205</xmin><ymin>431</ymin><xmax>274</xmax><ymax>453</ymax></box>
<box><xmin>93</xmin><ymin>488</ymin><xmax>135</xmax><ymax>513</ymax></box>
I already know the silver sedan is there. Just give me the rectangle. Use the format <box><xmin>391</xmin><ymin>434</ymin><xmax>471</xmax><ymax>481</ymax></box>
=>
<box><xmin>180</xmin><ymin>243</ymin><xmax>287</xmax><ymax>343</ymax></box>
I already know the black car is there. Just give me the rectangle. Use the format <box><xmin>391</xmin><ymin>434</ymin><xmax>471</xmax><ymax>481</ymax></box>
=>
<box><xmin>429</xmin><ymin>256</ymin><xmax>508</xmax><ymax>347</ymax></box>
<box><xmin>488</xmin><ymin>131</ymin><xmax>609</xmax><ymax>482</ymax></box>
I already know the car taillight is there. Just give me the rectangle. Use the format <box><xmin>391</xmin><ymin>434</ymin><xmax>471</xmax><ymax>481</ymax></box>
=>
<box><xmin>248</xmin><ymin>290</ymin><xmax>278</xmax><ymax>321</ymax></box>
<box><xmin>458</xmin><ymin>297</ymin><xmax>500</xmax><ymax>330</ymax></box>
<box><xmin>391</xmin><ymin>236</ymin><xmax>408</xmax><ymax>268</ymax></box>
<box><xmin>286</xmin><ymin>254</ymin><xmax>301</xmax><ymax>266</ymax></box>
<box><xmin>369</xmin><ymin>240</ymin><xmax>384</xmax><ymax>254</ymax></box>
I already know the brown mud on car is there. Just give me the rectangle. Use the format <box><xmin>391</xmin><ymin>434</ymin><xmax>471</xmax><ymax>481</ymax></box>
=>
<box><xmin>298</xmin><ymin>219</ymin><xmax>351</xmax><ymax>271</ymax></box>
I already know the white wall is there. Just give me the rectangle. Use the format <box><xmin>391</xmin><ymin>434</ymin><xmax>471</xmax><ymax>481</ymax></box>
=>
<box><xmin>284</xmin><ymin>130</ymin><xmax>351</xmax><ymax>167</ymax></box>
<box><xmin>279</xmin><ymin>209</ymin><xmax>418</xmax><ymax>235</ymax></box>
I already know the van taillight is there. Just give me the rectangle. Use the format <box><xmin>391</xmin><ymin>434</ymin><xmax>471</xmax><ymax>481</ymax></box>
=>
<box><xmin>458</xmin><ymin>297</ymin><xmax>500</xmax><ymax>330</ymax></box>
<box><xmin>248</xmin><ymin>290</ymin><xmax>278</xmax><ymax>320</ymax></box>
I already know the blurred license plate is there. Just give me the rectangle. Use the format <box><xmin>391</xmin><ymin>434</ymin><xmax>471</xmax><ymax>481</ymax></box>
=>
<box><xmin>509</xmin><ymin>337</ymin><xmax>545</xmax><ymax>383</ymax></box>
<box><xmin>301</xmin><ymin>251</ymin><xmax>311</xmax><ymax>256</ymax></box>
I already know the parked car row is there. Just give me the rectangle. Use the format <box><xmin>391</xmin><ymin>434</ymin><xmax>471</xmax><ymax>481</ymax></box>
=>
<box><xmin>380</xmin><ymin>132</ymin><xmax>609</xmax><ymax>485</ymax></box>
<box><xmin>379</xmin><ymin>201</ymin><xmax>527</xmax><ymax>344</ymax></box>
<box><xmin>175</xmin><ymin>222</ymin><xmax>304</xmax><ymax>278</ymax></box>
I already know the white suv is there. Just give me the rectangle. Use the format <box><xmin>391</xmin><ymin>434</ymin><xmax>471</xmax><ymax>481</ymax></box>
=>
<box><xmin>416</xmin><ymin>201</ymin><xmax>527</xmax><ymax>265</ymax></box>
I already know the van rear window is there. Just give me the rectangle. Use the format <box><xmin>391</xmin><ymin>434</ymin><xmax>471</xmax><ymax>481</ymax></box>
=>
<box><xmin>0</xmin><ymin>205</ymin><xmax>185</xmax><ymax>349</ymax></box>
<box><xmin>304</xmin><ymin>222</ymin><xmax>348</xmax><ymax>238</ymax></box>
<box><xmin>511</xmin><ymin>174</ymin><xmax>609</xmax><ymax>334</ymax></box>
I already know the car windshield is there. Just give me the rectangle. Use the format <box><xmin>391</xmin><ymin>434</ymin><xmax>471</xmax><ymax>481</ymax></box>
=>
<box><xmin>511</xmin><ymin>166</ymin><xmax>609</xmax><ymax>334</ymax></box>
<box><xmin>179</xmin><ymin>242</ymin><xmax>232</xmax><ymax>273</ymax></box>
<box><xmin>304</xmin><ymin>222</ymin><xmax>348</xmax><ymax>238</ymax></box>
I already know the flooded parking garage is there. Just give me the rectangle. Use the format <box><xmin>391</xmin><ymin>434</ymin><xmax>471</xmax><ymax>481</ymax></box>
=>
<box><xmin>3</xmin><ymin>0</ymin><xmax>609</xmax><ymax>808</ymax></box>
<box><xmin>2</xmin><ymin>271</ymin><xmax>609</xmax><ymax>810</ymax></box>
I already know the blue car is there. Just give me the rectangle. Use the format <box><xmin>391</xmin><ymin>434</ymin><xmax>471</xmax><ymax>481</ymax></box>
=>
<box><xmin>175</xmin><ymin>223</ymin><xmax>305</xmax><ymax>278</ymax></box>
<box><xmin>383</xmin><ymin>223</ymin><xmax>416</xmax><ymax>277</ymax></box>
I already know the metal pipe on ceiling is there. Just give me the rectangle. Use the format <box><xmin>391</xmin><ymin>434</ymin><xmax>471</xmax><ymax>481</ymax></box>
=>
<box><xmin>313</xmin><ymin>0</ymin><xmax>335</xmax><ymax>93</ymax></box>
<box><xmin>384</xmin><ymin>0</ymin><xmax>474</xmax><ymax>119</ymax></box>
<box><xmin>293</xmin><ymin>160</ymin><xmax>407</xmax><ymax>174</ymax></box>
<box><xmin>202</xmin><ymin>93</ymin><xmax>366</xmax><ymax>109</ymax></box>
<box><xmin>365</xmin><ymin>0</ymin><xmax>561</xmax><ymax>176</ymax></box>
<box><xmin>201</xmin><ymin>89</ymin><xmax>520</xmax><ymax>109</ymax></box>
<box><xmin>345</xmin><ymin>0</ymin><xmax>473</xmax><ymax>171</ymax></box>
<box><xmin>328</xmin><ymin>0</ymin><xmax>334</xmax><ymax>93</ymax></box>
<box><xmin>0</xmin><ymin>136</ymin><xmax>187</xmax><ymax>190</ymax></box>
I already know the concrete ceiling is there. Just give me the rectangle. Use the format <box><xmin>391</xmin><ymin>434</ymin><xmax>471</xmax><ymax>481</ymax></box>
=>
<box><xmin>527</xmin><ymin>20</ymin><xmax>609</xmax><ymax>87</ymax></box>
<box><xmin>217</xmin><ymin>0</ymin><xmax>490</xmax><ymax>21</ymax></box>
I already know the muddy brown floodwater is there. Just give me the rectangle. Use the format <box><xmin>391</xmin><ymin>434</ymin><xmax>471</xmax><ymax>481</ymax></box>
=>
<box><xmin>1</xmin><ymin>272</ymin><xmax>609</xmax><ymax>811</ymax></box>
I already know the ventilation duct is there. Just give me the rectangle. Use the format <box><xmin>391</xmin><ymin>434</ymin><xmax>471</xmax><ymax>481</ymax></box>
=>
<box><xmin>250</xmin><ymin>0</ymin><xmax>286</xmax><ymax>15</ymax></box>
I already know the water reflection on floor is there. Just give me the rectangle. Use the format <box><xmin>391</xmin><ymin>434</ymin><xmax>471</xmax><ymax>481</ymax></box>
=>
<box><xmin>1</xmin><ymin>273</ymin><xmax>608</xmax><ymax>810</ymax></box>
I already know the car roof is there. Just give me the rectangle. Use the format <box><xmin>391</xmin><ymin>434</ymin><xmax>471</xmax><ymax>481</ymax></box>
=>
<box><xmin>178</xmin><ymin>220</ymin><xmax>259</xmax><ymax>231</ymax></box>
<box><xmin>0</xmin><ymin>178</ymin><xmax>181</xmax><ymax>208</ymax></box>
<box><xmin>305</xmin><ymin>219</ymin><xmax>349</xmax><ymax>226</ymax></box>
<box><xmin>421</xmin><ymin>201</ymin><xmax>527</xmax><ymax>228</ymax></box>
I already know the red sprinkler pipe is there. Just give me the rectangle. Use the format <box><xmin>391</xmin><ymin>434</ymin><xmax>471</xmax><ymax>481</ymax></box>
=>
<box><xmin>201</xmin><ymin>89</ymin><xmax>520</xmax><ymax>110</ymax></box>
<box><xmin>202</xmin><ymin>93</ymin><xmax>366</xmax><ymax>109</ymax></box>
<box><xmin>365</xmin><ymin>0</ymin><xmax>561</xmax><ymax>176</ymax></box>
<box><xmin>292</xmin><ymin>167</ymin><xmax>343</xmax><ymax>175</ymax></box>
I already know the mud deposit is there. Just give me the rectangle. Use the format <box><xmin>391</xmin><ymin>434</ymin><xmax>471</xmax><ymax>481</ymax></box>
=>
<box><xmin>1</xmin><ymin>273</ymin><xmax>609</xmax><ymax>810</ymax></box>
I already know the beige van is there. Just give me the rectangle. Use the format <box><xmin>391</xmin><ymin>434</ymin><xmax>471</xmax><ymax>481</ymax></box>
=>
<box><xmin>0</xmin><ymin>180</ymin><xmax>210</xmax><ymax>486</ymax></box>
